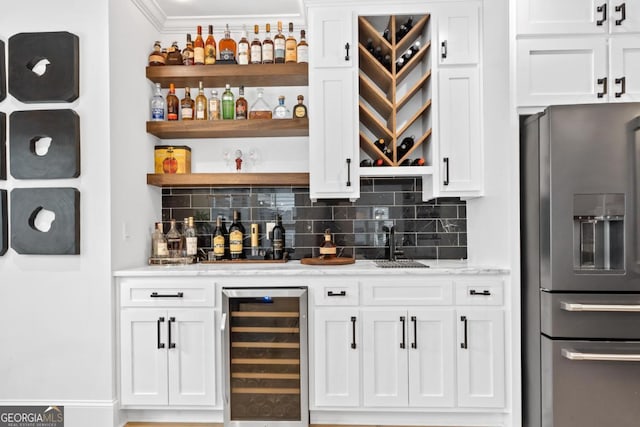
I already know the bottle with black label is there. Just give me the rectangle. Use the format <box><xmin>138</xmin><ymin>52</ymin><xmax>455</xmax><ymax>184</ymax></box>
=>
<box><xmin>271</xmin><ymin>214</ymin><xmax>285</xmax><ymax>260</ymax></box>
<box><xmin>229</xmin><ymin>210</ymin><xmax>245</xmax><ymax>259</ymax></box>
<box><xmin>212</xmin><ymin>215</ymin><xmax>226</xmax><ymax>260</ymax></box>
<box><xmin>293</xmin><ymin>95</ymin><xmax>307</xmax><ymax>119</ymax></box>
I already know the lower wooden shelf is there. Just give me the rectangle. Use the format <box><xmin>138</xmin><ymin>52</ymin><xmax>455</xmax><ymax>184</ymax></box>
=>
<box><xmin>147</xmin><ymin>172</ymin><xmax>309</xmax><ymax>187</ymax></box>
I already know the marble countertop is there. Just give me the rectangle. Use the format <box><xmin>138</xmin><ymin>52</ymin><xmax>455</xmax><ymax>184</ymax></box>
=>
<box><xmin>113</xmin><ymin>259</ymin><xmax>509</xmax><ymax>277</ymax></box>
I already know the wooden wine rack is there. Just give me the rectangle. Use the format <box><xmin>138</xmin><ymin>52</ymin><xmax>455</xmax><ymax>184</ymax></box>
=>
<box><xmin>358</xmin><ymin>14</ymin><xmax>432</xmax><ymax>167</ymax></box>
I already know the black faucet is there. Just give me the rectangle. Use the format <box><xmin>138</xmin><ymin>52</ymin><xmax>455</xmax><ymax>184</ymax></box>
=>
<box><xmin>383</xmin><ymin>225</ymin><xmax>403</xmax><ymax>261</ymax></box>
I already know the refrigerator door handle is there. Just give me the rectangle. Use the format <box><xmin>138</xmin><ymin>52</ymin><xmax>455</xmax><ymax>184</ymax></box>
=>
<box><xmin>561</xmin><ymin>301</ymin><xmax>640</xmax><ymax>312</ymax></box>
<box><xmin>562</xmin><ymin>348</ymin><xmax>640</xmax><ymax>362</ymax></box>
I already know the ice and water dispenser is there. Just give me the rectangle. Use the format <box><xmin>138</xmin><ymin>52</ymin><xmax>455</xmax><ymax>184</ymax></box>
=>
<box><xmin>573</xmin><ymin>194</ymin><xmax>625</xmax><ymax>272</ymax></box>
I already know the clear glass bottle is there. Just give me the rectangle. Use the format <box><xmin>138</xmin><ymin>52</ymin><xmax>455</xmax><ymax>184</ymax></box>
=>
<box><xmin>319</xmin><ymin>228</ymin><xmax>337</xmax><ymax>258</ymax></box>
<box><xmin>205</xmin><ymin>24</ymin><xmax>216</xmax><ymax>65</ymax></box>
<box><xmin>219</xmin><ymin>24</ymin><xmax>237</xmax><ymax>62</ymax></box>
<box><xmin>297</xmin><ymin>30</ymin><xmax>308</xmax><ymax>64</ymax></box>
<box><xmin>182</xmin><ymin>34</ymin><xmax>194</xmax><ymax>65</ymax></box>
<box><xmin>195</xmin><ymin>81</ymin><xmax>207</xmax><ymax>120</ymax></box>
<box><xmin>181</xmin><ymin>86</ymin><xmax>194</xmax><ymax>120</ymax></box>
<box><xmin>166</xmin><ymin>219</ymin><xmax>183</xmax><ymax>258</ymax></box>
<box><xmin>274</xmin><ymin>21</ymin><xmax>286</xmax><ymax>63</ymax></box>
<box><xmin>249</xmin><ymin>88</ymin><xmax>273</xmax><ymax>119</ymax></box>
<box><xmin>229</xmin><ymin>210</ymin><xmax>245</xmax><ymax>259</ymax></box>
<box><xmin>150</xmin><ymin>83</ymin><xmax>165</xmax><ymax>121</ymax></box>
<box><xmin>194</xmin><ymin>25</ymin><xmax>205</xmax><ymax>65</ymax></box>
<box><xmin>184</xmin><ymin>217</ymin><xmax>197</xmax><ymax>257</ymax></box>
<box><xmin>235</xmin><ymin>86</ymin><xmax>247</xmax><ymax>120</ymax></box>
<box><xmin>212</xmin><ymin>215</ymin><xmax>226</xmax><ymax>260</ymax></box>
<box><xmin>250</xmin><ymin>25</ymin><xmax>262</xmax><ymax>64</ymax></box>
<box><xmin>262</xmin><ymin>23</ymin><xmax>274</xmax><ymax>64</ymax></box>
<box><xmin>148</xmin><ymin>41</ymin><xmax>165</xmax><ymax>66</ymax></box>
<box><xmin>209</xmin><ymin>90</ymin><xmax>221</xmax><ymax>120</ymax></box>
<box><xmin>285</xmin><ymin>22</ymin><xmax>297</xmax><ymax>63</ymax></box>
<box><xmin>166</xmin><ymin>83</ymin><xmax>179</xmax><ymax>121</ymax></box>
<box><xmin>273</xmin><ymin>95</ymin><xmax>290</xmax><ymax>119</ymax></box>
<box><xmin>237</xmin><ymin>27</ymin><xmax>250</xmax><ymax>65</ymax></box>
<box><xmin>152</xmin><ymin>222</ymin><xmax>169</xmax><ymax>257</ymax></box>
<box><xmin>292</xmin><ymin>94</ymin><xmax>307</xmax><ymax>119</ymax></box>
<box><xmin>222</xmin><ymin>84</ymin><xmax>235</xmax><ymax>120</ymax></box>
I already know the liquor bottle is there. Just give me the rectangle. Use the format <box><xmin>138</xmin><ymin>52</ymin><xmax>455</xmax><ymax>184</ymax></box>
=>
<box><xmin>319</xmin><ymin>228</ymin><xmax>337</xmax><ymax>258</ymax></box>
<box><xmin>219</xmin><ymin>24</ymin><xmax>237</xmax><ymax>63</ymax></box>
<box><xmin>273</xmin><ymin>96</ymin><xmax>290</xmax><ymax>119</ymax></box>
<box><xmin>285</xmin><ymin>22</ymin><xmax>297</xmax><ymax>63</ymax></box>
<box><xmin>148</xmin><ymin>41</ymin><xmax>165</xmax><ymax>66</ymax></box>
<box><xmin>166</xmin><ymin>219</ymin><xmax>183</xmax><ymax>258</ymax></box>
<box><xmin>166</xmin><ymin>41</ymin><xmax>183</xmax><ymax>65</ymax></box>
<box><xmin>184</xmin><ymin>217</ymin><xmax>198</xmax><ymax>257</ymax></box>
<box><xmin>397</xmin><ymin>135</ymin><xmax>415</xmax><ymax>159</ymax></box>
<box><xmin>292</xmin><ymin>95</ymin><xmax>307</xmax><ymax>119</ymax></box>
<box><xmin>249</xmin><ymin>88</ymin><xmax>273</xmax><ymax>119</ymax></box>
<box><xmin>274</xmin><ymin>21</ymin><xmax>286</xmax><ymax>63</ymax></box>
<box><xmin>237</xmin><ymin>27</ymin><xmax>250</xmax><ymax>65</ymax></box>
<box><xmin>150</xmin><ymin>83</ymin><xmax>165</xmax><ymax>121</ymax></box>
<box><xmin>297</xmin><ymin>29</ymin><xmax>308</xmax><ymax>63</ymax></box>
<box><xmin>209</xmin><ymin>90</ymin><xmax>221</xmax><ymax>120</ymax></box>
<box><xmin>205</xmin><ymin>24</ymin><xmax>216</xmax><ymax>64</ymax></box>
<box><xmin>166</xmin><ymin>83</ymin><xmax>180</xmax><ymax>121</ymax></box>
<box><xmin>221</xmin><ymin>84</ymin><xmax>235</xmax><ymax>120</ymax></box>
<box><xmin>151</xmin><ymin>222</ymin><xmax>169</xmax><ymax>257</ymax></box>
<box><xmin>250</xmin><ymin>223</ymin><xmax>259</xmax><ymax>256</ymax></box>
<box><xmin>195</xmin><ymin>81</ymin><xmax>207</xmax><ymax>120</ymax></box>
<box><xmin>212</xmin><ymin>215</ymin><xmax>226</xmax><ymax>260</ymax></box>
<box><xmin>229</xmin><ymin>210</ymin><xmax>245</xmax><ymax>259</ymax></box>
<box><xmin>250</xmin><ymin>25</ymin><xmax>262</xmax><ymax>64</ymax></box>
<box><xmin>194</xmin><ymin>25</ymin><xmax>205</xmax><ymax>65</ymax></box>
<box><xmin>180</xmin><ymin>86</ymin><xmax>194</xmax><ymax>120</ymax></box>
<box><xmin>235</xmin><ymin>86</ymin><xmax>248</xmax><ymax>120</ymax></box>
<box><xmin>271</xmin><ymin>214</ymin><xmax>285</xmax><ymax>260</ymax></box>
<box><xmin>182</xmin><ymin>34</ymin><xmax>194</xmax><ymax>65</ymax></box>
<box><xmin>262</xmin><ymin>23</ymin><xmax>274</xmax><ymax>64</ymax></box>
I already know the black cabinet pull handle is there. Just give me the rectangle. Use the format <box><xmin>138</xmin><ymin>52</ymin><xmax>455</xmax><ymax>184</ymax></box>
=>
<box><xmin>168</xmin><ymin>316</ymin><xmax>176</xmax><ymax>349</ymax></box>
<box><xmin>460</xmin><ymin>316</ymin><xmax>468</xmax><ymax>349</ymax></box>
<box><xmin>441</xmin><ymin>40</ymin><xmax>447</xmax><ymax>59</ymax></box>
<box><xmin>157</xmin><ymin>317</ymin><xmax>165</xmax><ymax>349</ymax></box>
<box><xmin>615</xmin><ymin>3</ymin><xmax>626</xmax><ymax>25</ymax></box>
<box><xmin>150</xmin><ymin>292</ymin><xmax>184</xmax><ymax>298</ymax></box>
<box><xmin>597</xmin><ymin>77</ymin><xmax>608</xmax><ymax>98</ymax></box>
<box><xmin>350</xmin><ymin>316</ymin><xmax>357</xmax><ymax>349</ymax></box>
<box><xmin>346</xmin><ymin>158</ymin><xmax>352</xmax><ymax>187</ymax></box>
<box><xmin>470</xmin><ymin>289</ymin><xmax>491</xmax><ymax>296</ymax></box>
<box><xmin>400</xmin><ymin>316</ymin><xmax>406</xmax><ymax>349</ymax></box>
<box><xmin>411</xmin><ymin>316</ymin><xmax>417</xmax><ymax>349</ymax></box>
<box><xmin>345</xmin><ymin>43</ymin><xmax>350</xmax><ymax>61</ymax></box>
<box><xmin>615</xmin><ymin>76</ymin><xmax>626</xmax><ymax>97</ymax></box>
<box><xmin>328</xmin><ymin>290</ymin><xmax>347</xmax><ymax>297</ymax></box>
<box><xmin>443</xmin><ymin>157</ymin><xmax>450</xmax><ymax>186</ymax></box>
<box><xmin>597</xmin><ymin>3</ymin><xmax>607</xmax><ymax>25</ymax></box>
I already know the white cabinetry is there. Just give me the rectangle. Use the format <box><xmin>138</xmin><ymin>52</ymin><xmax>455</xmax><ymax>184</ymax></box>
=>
<box><xmin>118</xmin><ymin>278</ymin><xmax>216</xmax><ymax>407</ymax></box>
<box><xmin>437</xmin><ymin>2</ymin><xmax>481</xmax><ymax>65</ymax></box>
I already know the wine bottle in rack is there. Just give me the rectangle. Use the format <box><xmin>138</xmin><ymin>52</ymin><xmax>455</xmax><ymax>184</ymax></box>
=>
<box><xmin>360</xmin><ymin>159</ymin><xmax>373</xmax><ymax>167</ymax></box>
<box><xmin>382</xmin><ymin>28</ymin><xmax>391</xmax><ymax>43</ymax></box>
<box><xmin>382</xmin><ymin>54</ymin><xmax>391</xmax><ymax>71</ymax></box>
<box><xmin>411</xmin><ymin>158</ymin><xmax>425</xmax><ymax>166</ymax></box>
<box><xmin>397</xmin><ymin>135</ymin><xmax>415</xmax><ymax>159</ymax></box>
<box><xmin>373</xmin><ymin>138</ymin><xmax>386</xmax><ymax>152</ymax></box>
<box><xmin>366</xmin><ymin>38</ymin><xmax>374</xmax><ymax>54</ymax></box>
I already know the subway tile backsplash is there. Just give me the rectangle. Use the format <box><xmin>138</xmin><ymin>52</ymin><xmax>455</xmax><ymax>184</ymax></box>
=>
<box><xmin>161</xmin><ymin>177</ymin><xmax>467</xmax><ymax>260</ymax></box>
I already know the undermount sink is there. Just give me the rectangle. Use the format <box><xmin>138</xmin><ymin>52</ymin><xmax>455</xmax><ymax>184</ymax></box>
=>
<box><xmin>374</xmin><ymin>260</ymin><xmax>429</xmax><ymax>268</ymax></box>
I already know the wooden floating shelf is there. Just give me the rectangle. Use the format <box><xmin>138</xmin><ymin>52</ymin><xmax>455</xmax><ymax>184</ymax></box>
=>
<box><xmin>146</xmin><ymin>63</ymin><xmax>308</xmax><ymax>88</ymax></box>
<box><xmin>146</xmin><ymin>118</ymin><xmax>308</xmax><ymax>139</ymax></box>
<box><xmin>147</xmin><ymin>173</ymin><xmax>309</xmax><ymax>187</ymax></box>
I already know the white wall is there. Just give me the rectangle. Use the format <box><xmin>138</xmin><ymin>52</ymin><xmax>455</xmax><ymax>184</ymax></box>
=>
<box><xmin>0</xmin><ymin>1</ymin><xmax>115</xmax><ymax>426</ymax></box>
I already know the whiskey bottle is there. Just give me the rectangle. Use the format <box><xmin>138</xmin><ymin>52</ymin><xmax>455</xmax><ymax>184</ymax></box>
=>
<box><xmin>249</xmin><ymin>88</ymin><xmax>273</xmax><ymax>119</ymax></box>
<box><xmin>148</xmin><ymin>41</ymin><xmax>165</xmax><ymax>66</ymax></box>
<box><xmin>150</xmin><ymin>83</ymin><xmax>165</xmax><ymax>121</ymax></box>
<box><xmin>194</xmin><ymin>25</ymin><xmax>205</xmax><ymax>65</ymax></box>
<box><xmin>166</xmin><ymin>219</ymin><xmax>183</xmax><ymax>258</ymax></box>
<box><xmin>292</xmin><ymin>95</ymin><xmax>307</xmax><ymax>119</ymax></box>
<box><xmin>205</xmin><ymin>24</ymin><xmax>216</xmax><ymax>64</ymax></box>
<box><xmin>212</xmin><ymin>215</ymin><xmax>226</xmax><ymax>260</ymax></box>
<box><xmin>235</xmin><ymin>86</ymin><xmax>248</xmax><ymax>120</ymax></box>
<box><xmin>250</xmin><ymin>25</ymin><xmax>262</xmax><ymax>64</ymax></box>
<box><xmin>180</xmin><ymin>86</ymin><xmax>195</xmax><ymax>120</ymax></box>
<box><xmin>297</xmin><ymin>29</ymin><xmax>308</xmax><ymax>63</ymax></box>
<box><xmin>262</xmin><ymin>23</ymin><xmax>274</xmax><ymax>64</ymax></box>
<box><xmin>273</xmin><ymin>96</ymin><xmax>289</xmax><ymax>119</ymax></box>
<box><xmin>221</xmin><ymin>84</ymin><xmax>235</xmax><ymax>119</ymax></box>
<box><xmin>182</xmin><ymin>34</ymin><xmax>195</xmax><ymax>65</ymax></box>
<box><xmin>209</xmin><ymin>90</ymin><xmax>221</xmax><ymax>120</ymax></box>
<box><xmin>319</xmin><ymin>228</ymin><xmax>337</xmax><ymax>258</ymax></box>
<box><xmin>184</xmin><ymin>217</ymin><xmax>198</xmax><ymax>257</ymax></box>
<box><xmin>219</xmin><ymin>24</ymin><xmax>237</xmax><ymax>63</ymax></box>
<box><xmin>237</xmin><ymin>27</ymin><xmax>250</xmax><ymax>65</ymax></box>
<box><xmin>229</xmin><ymin>210</ymin><xmax>246</xmax><ymax>259</ymax></box>
<box><xmin>151</xmin><ymin>222</ymin><xmax>169</xmax><ymax>257</ymax></box>
<box><xmin>285</xmin><ymin>22</ymin><xmax>297</xmax><ymax>63</ymax></box>
<box><xmin>166</xmin><ymin>83</ymin><xmax>180</xmax><ymax>121</ymax></box>
<box><xmin>166</xmin><ymin>41</ymin><xmax>183</xmax><ymax>65</ymax></box>
<box><xmin>274</xmin><ymin>21</ymin><xmax>286</xmax><ymax>63</ymax></box>
<box><xmin>195</xmin><ymin>81</ymin><xmax>207</xmax><ymax>120</ymax></box>
<box><xmin>271</xmin><ymin>214</ymin><xmax>285</xmax><ymax>260</ymax></box>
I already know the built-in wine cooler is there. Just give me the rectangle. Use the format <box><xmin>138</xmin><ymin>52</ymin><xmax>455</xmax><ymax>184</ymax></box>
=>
<box><xmin>222</xmin><ymin>287</ymin><xmax>308</xmax><ymax>427</ymax></box>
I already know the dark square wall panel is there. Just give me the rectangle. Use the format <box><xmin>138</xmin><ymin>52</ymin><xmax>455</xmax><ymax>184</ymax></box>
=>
<box><xmin>10</xmin><ymin>187</ymin><xmax>80</xmax><ymax>255</ymax></box>
<box><xmin>10</xmin><ymin>109</ymin><xmax>80</xmax><ymax>179</ymax></box>
<box><xmin>0</xmin><ymin>190</ymin><xmax>7</xmax><ymax>256</ymax></box>
<box><xmin>9</xmin><ymin>32</ymin><xmax>79</xmax><ymax>103</ymax></box>
<box><xmin>0</xmin><ymin>40</ymin><xmax>6</xmax><ymax>102</ymax></box>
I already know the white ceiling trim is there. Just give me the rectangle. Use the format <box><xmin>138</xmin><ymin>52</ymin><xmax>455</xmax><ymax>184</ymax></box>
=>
<box><xmin>131</xmin><ymin>0</ymin><xmax>167</xmax><ymax>32</ymax></box>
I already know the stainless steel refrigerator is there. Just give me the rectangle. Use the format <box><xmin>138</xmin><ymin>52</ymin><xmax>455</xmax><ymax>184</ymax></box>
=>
<box><xmin>521</xmin><ymin>103</ymin><xmax>640</xmax><ymax>427</ymax></box>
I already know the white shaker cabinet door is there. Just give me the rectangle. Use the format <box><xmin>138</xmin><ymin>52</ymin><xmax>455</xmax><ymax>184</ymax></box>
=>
<box><xmin>610</xmin><ymin>36</ymin><xmax>640</xmax><ymax>101</ymax></box>
<box><xmin>120</xmin><ymin>309</ymin><xmax>169</xmax><ymax>406</ymax></box>
<box><xmin>517</xmin><ymin>0</ymin><xmax>609</xmax><ymax>35</ymax></box>
<box><xmin>309</xmin><ymin>7</ymin><xmax>355</xmax><ymax>68</ymax></box>
<box><xmin>456</xmin><ymin>309</ymin><xmax>505</xmax><ymax>408</ymax></box>
<box><xmin>313</xmin><ymin>309</ymin><xmax>360</xmax><ymax>407</ymax></box>
<box><xmin>517</xmin><ymin>37</ymin><xmax>608</xmax><ymax>106</ymax></box>
<box><xmin>437</xmin><ymin>2</ymin><xmax>481</xmax><ymax>65</ymax></box>
<box><xmin>167</xmin><ymin>309</ymin><xmax>216</xmax><ymax>406</ymax></box>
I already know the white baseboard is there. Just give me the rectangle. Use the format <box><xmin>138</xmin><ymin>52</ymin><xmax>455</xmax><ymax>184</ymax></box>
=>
<box><xmin>0</xmin><ymin>399</ymin><xmax>118</xmax><ymax>427</ymax></box>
